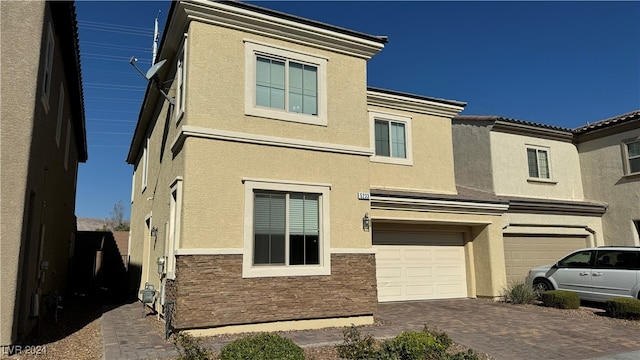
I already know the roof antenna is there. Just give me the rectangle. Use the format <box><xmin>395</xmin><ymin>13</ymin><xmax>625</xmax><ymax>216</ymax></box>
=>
<box><xmin>129</xmin><ymin>57</ymin><xmax>174</xmax><ymax>105</ymax></box>
<box><xmin>152</xmin><ymin>10</ymin><xmax>160</xmax><ymax>65</ymax></box>
<box><xmin>129</xmin><ymin>10</ymin><xmax>174</xmax><ymax>105</ymax></box>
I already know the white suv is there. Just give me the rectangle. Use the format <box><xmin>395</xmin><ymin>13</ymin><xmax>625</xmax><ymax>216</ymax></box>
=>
<box><xmin>526</xmin><ymin>246</ymin><xmax>640</xmax><ymax>302</ymax></box>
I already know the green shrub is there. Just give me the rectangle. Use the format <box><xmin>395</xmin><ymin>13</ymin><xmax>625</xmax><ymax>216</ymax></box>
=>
<box><xmin>380</xmin><ymin>331</ymin><xmax>447</xmax><ymax>360</ymax></box>
<box><xmin>540</xmin><ymin>290</ymin><xmax>580</xmax><ymax>309</ymax></box>
<box><xmin>173</xmin><ymin>332</ymin><xmax>212</xmax><ymax>360</ymax></box>
<box><xmin>501</xmin><ymin>280</ymin><xmax>538</xmax><ymax>305</ymax></box>
<box><xmin>422</xmin><ymin>325</ymin><xmax>452</xmax><ymax>350</ymax></box>
<box><xmin>446</xmin><ymin>349</ymin><xmax>480</xmax><ymax>360</ymax></box>
<box><xmin>336</xmin><ymin>324</ymin><xmax>378</xmax><ymax>360</ymax></box>
<box><xmin>220</xmin><ymin>333</ymin><xmax>304</xmax><ymax>360</ymax></box>
<box><xmin>605</xmin><ymin>297</ymin><xmax>640</xmax><ymax>319</ymax></box>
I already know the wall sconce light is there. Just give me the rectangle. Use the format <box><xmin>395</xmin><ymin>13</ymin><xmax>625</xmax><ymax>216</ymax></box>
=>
<box><xmin>150</xmin><ymin>227</ymin><xmax>159</xmax><ymax>237</ymax></box>
<box><xmin>362</xmin><ymin>213</ymin><xmax>370</xmax><ymax>232</ymax></box>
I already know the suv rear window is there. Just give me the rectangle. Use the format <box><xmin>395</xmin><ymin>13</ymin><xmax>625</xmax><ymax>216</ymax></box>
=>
<box><xmin>595</xmin><ymin>250</ymin><xmax>640</xmax><ymax>270</ymax></box>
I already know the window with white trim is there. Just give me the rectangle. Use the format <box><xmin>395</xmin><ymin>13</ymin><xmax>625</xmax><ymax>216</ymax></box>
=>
<box><xmin>41</xmin><ymin>23</ymin><xmax>55</xmax><ymax>111</ymax></box>
<box><xmin>167</xmin><ymin>178</ymin><xmax>182</xmax><ymax>279</ymax></box>
<box><xmin>625</xmin><ymin>139</ymin><xmax>640</xmax><ymax>175</ymax></box>
<box><xmin>245</xmin><ymin>41</ymin><xmax>327</xmax><ymax>126</ymax></box>
<box><xmin>369</xmin><ymin>111</ymin><xmax>413</xmax><ymax>165</ymax></box>
<box><xmin>527</xmin><ymin>147</ymin><xmax>550</xmax><ymax>179</ymax></box>
<box><xmin>254</xmin><ymin>192</ymin><xmax>319</xmax><ymax>266</ymax></box>
<box><xmin>56</xmin><ymin>83</ymin><xmax>64</xmax><ymax>146</ymax></box>
<box><xmin>64</xmin><ymin>118</ymin><xmax>71</xmax><ymax>170</ymax></box>
<box><xmin>141</xmin><ymin>138</ymin><xmax>149</xmax><ymax>191</ymax></box>
<box><xmin>175</xmin><ymin>37</ymin><xmax>186</xmax><ymax>121</ymax></box>
<box><xmin>243</xmin><ymin>179</ymin><xmax>330</xmax><ymax>278</ymax></box>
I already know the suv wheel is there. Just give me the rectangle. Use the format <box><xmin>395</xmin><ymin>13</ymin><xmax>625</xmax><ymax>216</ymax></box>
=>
<box><xmin>533</xmin><ymin>279</ymin><xmax>553</xmax><ymax>292</ymax></box>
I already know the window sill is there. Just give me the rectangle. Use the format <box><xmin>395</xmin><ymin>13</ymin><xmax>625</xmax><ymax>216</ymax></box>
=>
<box><xmin>622</xmin><ymin>172</ymin><xmax>640</xmax><ymax>180</ymax></box>
<box><xmin>371</xmin><ymin>155</ymin><xmax>413</xmax><ymax>166</ymax></box>
<box><xmin>246</xmin><ymin>106</ymin><xmax>327</xmax><ymax>127</ymax></box>
<box><xmin>41</xmin><ymin>94</ymin><xmax>50</xmax><ymax>114</ymax></box>
<box><xmin>175</xmin><ymin>109</ymin><xmax>184</xmax><ymax>126</ymax></box>
<box><xmin>242</xmin><ymin>265</ymin><xmax>331</xmax><ymax>278</ymax></box>
<box><xmin>527</xmin><ymin>178</ymin><xmax>557</xmax><ymax>185</ymax></box>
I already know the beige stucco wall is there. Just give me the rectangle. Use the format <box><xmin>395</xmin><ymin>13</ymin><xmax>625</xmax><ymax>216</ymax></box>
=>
<box><xmin>181</xmin><ymin>138</ymin><xmax>371</xmax><ymax>249</ymax></box>
<box><xmin>1</xmin><ymin>0</ymin><xmax>81</xmax><ymax>345</ymax></box>
<box><xmin>185</xmin><ymin>21</ymin><xmax>370</xmax><ymax>149</ymax></box>
<box><xmin>578</xmin><ymin>129</ymin><xmax>640</xmax><ymax>246</ymax></box>
<box><xmin>490</xmin><ymin>131</ymin><xmax>585</xmax><ymax>200</ymax></box>
<box><xmin>369</xmin><ymin>209</ymin><xmax>506</xmax><ymax>298</ymax></box>
<box><xmin>129</xmin><ymin>91</ymin><xmax>187</xmax><ymax>300</ymax></box>
<box><xmin>502</xmin><ymin>213</ymin><xmax>604</xmax><ymax>247</ymax></box>
<box><xmin>369</xmin><ymin>107</ymin><xmax>458</xmax><ymax>194</ymax></box>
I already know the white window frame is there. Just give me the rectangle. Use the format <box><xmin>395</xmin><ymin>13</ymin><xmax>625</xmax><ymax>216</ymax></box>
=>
<box><xmin>41</xmin><ymin>22</ymin><xmax>55</xmax><ymax>112</ymax></box>
<box><xmin>622</xmin><ymin>138</ymin><xmax>640</xmax><ymax>176</ymax></box>
<box><xmin>526</xmin><ymin>145</ymin><xmax>552</xmax><ymax>181</ymax></box>
<box><xmin>242</xmin><ymin>178</ymin><xmax>331</xmax><ymax>278</ymax></box>
<box><xmin>369</xmin><ymin>110</ymin><xmax>413</xmax><ymax>166</ymax></box>
<box><xmin>55</xmin><ymin>83</ymin><xmax>64</xmax><ymax>146</ymax></box>
<box><xmin>175</xmin><ymin>35</ymin><xmax>187</xmax><ymax>123</ymax></box>
<box><xmin>244</xmin><ymin>40</ymin><xmax>328</xmax><ymax>126</ymax></box>
<box><xmin>166</xmin><ymin>177</ymin><xmax>183</xmax><ymax>279</ymax></box>
<box><xmin>141</xmin><ymin>137</ymin><xmax>149</xmax><ymax>192</ymax></box>
<box><xmin>130</xmin><ymin>171</ymin><xmax>136</xmax><ymax>204</ymax></box>
<box><xmin>64</xmin><ymin>118</ymin><xmax>71</xmax><ymax>170</ymax></box>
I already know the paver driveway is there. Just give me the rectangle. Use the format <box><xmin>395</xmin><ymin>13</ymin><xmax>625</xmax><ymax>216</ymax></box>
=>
<box><xmin>102</xmin><ymin>298</ymin><xmax>640</xmax><ymax>359</ymax></box>
<box><xmin>375</xmin><ymin>299</ymin><xmax>640</xmax><ymax>360</ymax></box>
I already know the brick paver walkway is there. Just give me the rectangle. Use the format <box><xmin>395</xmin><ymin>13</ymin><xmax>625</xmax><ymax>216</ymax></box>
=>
<box><xmin>102</xmin><ymin>299</ymin><xmax>640</xmax><ymax>360</ymax></box>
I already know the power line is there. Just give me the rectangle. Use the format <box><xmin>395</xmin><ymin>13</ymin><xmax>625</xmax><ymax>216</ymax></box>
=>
<box><xmin>78</xmin><ymin>23</ymin><xmax>155</xmax><ymax>37</ymax></box>
<box><xmin>82</xmin><ymin>41</ymin><xmax>153</xmax><ymax>53</ymax></box>
<box><xmin>84</xmin><ymin>97</ymin><xmax>142</xmax><ymax>103</ymax></box>
<box><xmin>78</xmin><ymin>20</ymin><xmax>161</xmax><ymax>33</ymax></box>
<box><xmin>88</xmin><ymin>132</ymin><xmax>133</xmax><ymax>135</ymax></box>
<box><xmin>85</xmin><ymin>82</ymin><xmax>145</xmax><ymax>89</ymax></box>
<box><xmin>87</xmin><ymin>118</ymin><xmax>137</xmax><ymax>123</ymax></box>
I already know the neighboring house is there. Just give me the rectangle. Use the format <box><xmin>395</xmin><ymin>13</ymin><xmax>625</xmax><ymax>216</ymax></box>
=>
<box><xmin>0</xmin><ymin>0</ymin><xmax>87</xmax><ymax>346</ymax></box>
<box><xmin>127</xmin><ymin>0</ymin><xmax>510</xmax><ymax>336</ymax></box>
<box><xmin>452</xmin><ymin>116</ymin><xmax>607</xmax><ymax>285</ymax></box>
<box><xmin>574</xmin><ymin>110</ymin><xmax>640</xmax><ymax>246</ymax></box>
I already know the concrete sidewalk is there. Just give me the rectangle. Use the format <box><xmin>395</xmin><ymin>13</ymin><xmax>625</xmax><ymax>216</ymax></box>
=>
<box><xmin>102</xmin><ymin>299</ymin><xmax>640</xmax><ymax>360</ymax></box>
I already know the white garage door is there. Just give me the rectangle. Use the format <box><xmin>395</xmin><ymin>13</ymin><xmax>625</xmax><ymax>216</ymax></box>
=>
<box><xmin>504</xmin><ymin>235</ymin><xmax>587</xmax><ymax>285</ymax></box>
<box><xmin>374</xmin><ymin>232</ymin><xmax>467</xmax><ymax>302</ymax></box>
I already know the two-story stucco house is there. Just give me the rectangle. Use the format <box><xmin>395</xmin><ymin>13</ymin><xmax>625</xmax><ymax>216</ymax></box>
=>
<box><xmin>574</xmin><ymin>110</ymin><xmax>640</xmax><ymax>246</ymax></box>
<box><xmin>451</xmin><ymin>116</ymin><xmax>607</xmax><ymax>284</ymax></box>
<box><xmin>127</xmin><ymin>0</ymin><xmax>511</xmax><ymax>336</ymax></box>
<box><xmin>0</xmin><ymin>0</ymin><xmax>87</xmax><ymax>345</ymax></box>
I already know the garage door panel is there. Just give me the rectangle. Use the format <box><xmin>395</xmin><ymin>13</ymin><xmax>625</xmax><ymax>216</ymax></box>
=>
<box><xmin>374</xmin><ymin>232</ymin><xmax>467</xmax><ymax>302</ymax></box>
<box><xmin>377</xmin><ymin>267</ymin><xmax>402</xmax><ymax>279</ymax></box>
<box><xmin>504</xmin><ymin>236</ymin><xmax>587</xmax><ymax>285</ymax></box>
<box><xmin>406</xmin><ymin>266</ymin><xmax>433</xmax><ymax>278</ymax></box>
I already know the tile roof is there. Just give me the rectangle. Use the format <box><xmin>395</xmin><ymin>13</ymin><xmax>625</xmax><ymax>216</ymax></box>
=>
<box><xmin>453</xmin><ymin>115</ymin><xmax>572</xmax><ymax>132</ymax></box>
<box><xmin>218</xmin><ymin>1</ymin><xmax>389</xmax><ymax>44</ymax></box>
<box><xmin>368</xmin><ymin>87</ymin><xmax>467</xmax><ymax>107</ymax></box>
<box><xmin>572</xmin><ymin>110</ymin><xmax>640</xmax><ymax>134</ymax></box>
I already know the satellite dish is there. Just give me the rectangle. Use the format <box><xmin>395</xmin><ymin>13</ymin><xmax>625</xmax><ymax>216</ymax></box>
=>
<box><xmin>145</xmin><ymin>59</ymin><xmax>167</xmax><ymax>80</ymax></box>
<box><xmin>129</xmin><ymin>57</ymin><xmax>175</xmax><ymax>105</ymax></box>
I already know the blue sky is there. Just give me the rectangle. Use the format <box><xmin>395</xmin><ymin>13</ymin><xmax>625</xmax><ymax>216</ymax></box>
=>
<box><xmin>74</xmin><ymin>1</ymin><xmax>639</xmax><ymax>220</ymax></box>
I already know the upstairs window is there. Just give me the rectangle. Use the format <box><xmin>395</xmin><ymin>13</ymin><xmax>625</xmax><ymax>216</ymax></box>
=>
<box><xmin>56</xmin><ymin>83</ymin><xmax>64</xmax><ymax>146</ymax></box>
<box><xmin>41</xmin><ymin>23</ymin><xmax>55</xmax><ymax>111</ymax></box>
<box><xmin>625</xmin><ymin>140</ymin><xmax>640</xmax><ymax>175</ymax></box>
<box><xmin>175</xmin><ymin>36</ymin><xmax>187</xmax><ymax>122</ymax></box>
<box><xmin>527</xmin><ymin>147</ymin><xmax>550</xmax><ymax>179</ymax></box>
<box><xmin>245</xmin><ymin>41</ymin><xmax>327</xmax><ymax>126</ymax></box>
<box><xmin>256</xmin><ymin>57</ymin><xmax>317</xmax><ymax>115</ymax></box>
<box><xmin>369</xmin><ymin>111</ymin><xmax>413</xmax><ymax>166</ymax></box>
<box><xmin>375</xmin><ymin>120</ymin><xmax>406</xmax><ymax>158</ymax></box>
